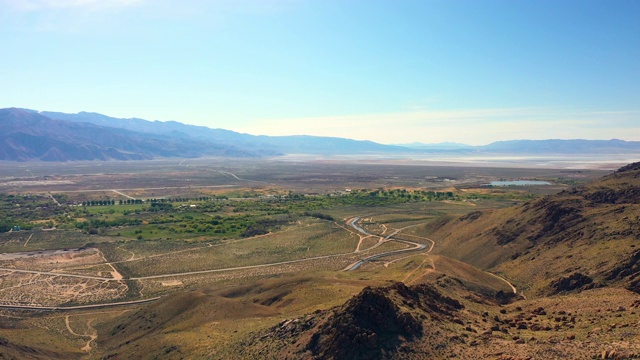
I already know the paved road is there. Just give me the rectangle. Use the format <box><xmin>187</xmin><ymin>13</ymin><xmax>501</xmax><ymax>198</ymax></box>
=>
<box><xmin>1</xmin><ymin>251</ymin><xmax>361</xmax><ymax>282</ymax></box>
<box><xmin>348</xmin><ymin>217</ymin><xmax>372</xmax><ymax>236</ymax></box>
<box><xmin>0</xmin><ymin>297</ymin><xmax>161</xmax><ymax>311</ymax></box>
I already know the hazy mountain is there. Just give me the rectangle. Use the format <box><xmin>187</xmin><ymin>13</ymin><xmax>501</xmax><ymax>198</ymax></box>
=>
<box><xmin>0</xmin><ymin>108</ymin><xmax>262</xmax><ymax>161</ymax></box>
<box><xmin>398</xmin><ymin>141</ymin><xmax>472</xmax><ymax>148</ymax></box>
<box><xmin>40</xmin><ymin>110</ymin><xmax>640</xmax><ymax>155</ymax></box>
<box><xmin>0</xmin><ymin>108</ymin><xmax>412</xmax><ymax>161</ymax></box>
<box><xmin>479</xmin><ymin>139</ymin><xmax>640</xmax><ymax>154</ymax></box>
<box><xmin>40</xmin><ymin>110</ymin><xmax>248</xmax><ymax>143</ymax></box>
<box><xmin>400</xmin><ymin>139</ymin><xmax>640</xmax><ymax>154</ymax></box>
<box><xmin>396</xmin><ymin>142</ymin><xmax>474</xmax><ymax>151</ymax></box>
<box><xmin>38</xmin><ymin>109</ymin><xmax>408</xmax><ymax>158</ymax></box>
<box><xmin>252</xmin><ymin>134</ymin><xmax>409</xmax><ymax>155</ymax></box>
<box><xmin>3</xmin><ymin>108</ymin><xmax>640</xmax><ymax>162</ymax></box>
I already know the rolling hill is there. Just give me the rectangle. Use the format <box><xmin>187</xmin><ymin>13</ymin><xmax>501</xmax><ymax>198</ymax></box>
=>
<box><xmin>229</xmin><ymin>162</ymin><xmax>640</xmax><ymax>358</ymax></box>
<box><xmin>425</xmin><ymin>161</ymin><xmax>640</xmax><ymax>296</ymax></box>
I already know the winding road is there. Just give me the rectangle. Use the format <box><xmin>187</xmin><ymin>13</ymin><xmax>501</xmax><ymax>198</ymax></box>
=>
<box><xmin>0</xmin><ymin>215</ymin><xmax>517</xmax><ymax>311</ymax></box>
<box><xmin>343</xmin><ymin>217</ymin><xmax>427</xmax><ymax>271</ymax></box>
<box><xmin>341</xmin><ymin>217</ymin><xmax>518</xmax><ymax>295</ymax></box>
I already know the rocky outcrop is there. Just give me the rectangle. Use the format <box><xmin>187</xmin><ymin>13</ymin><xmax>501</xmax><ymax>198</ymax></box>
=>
<box><xmin>306</xmin><ymin>283</ymin><xmax>464</xmax><ymax>359</ymax></box>
<box><xmin>550</xmin><ymin>273</ymin><xmax>595</xmax><ymax>294</ymax></box>
<box><xmin>305</xmin><ymin>285</ymin><xmax>423</xmax><ymax>359</ymax></box>
<box><xmin>607</xmin><ymin>249</ymin><xmax>640</xmax><ymax>294</ymax></box>
<box><xmin>460</xmin><ymin>211</ymin><xmax>483</xmax><ymax>222</ymax></box>
<box><xmin>245</xmin><ymin>283</ymin><xmax>463</xmax><ymax>360</ymax></box>
<box><xmin>527</xmin><ymin>198</ymin><xmax>585</xmax><ymax>241</ymax></box>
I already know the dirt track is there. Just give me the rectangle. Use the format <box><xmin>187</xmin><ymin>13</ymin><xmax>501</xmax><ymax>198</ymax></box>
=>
<box><xmin>342</xmin><ymin>217</ymin><xmax>427</xmax><ymax>271</ymax></box>
<box><xmin>342</xmin><ymin>217</ymin><xmax>518</xmax><ymax>294</ymax></box>
<box><xmin>0</xmin><ymin>216</ymin><xmax>518</xmax><ymax>310</ymax></box>
<box><xmin>0</xmin><ymin>296</ymin><xmax>160</xmax><ymax>311</ymax></box>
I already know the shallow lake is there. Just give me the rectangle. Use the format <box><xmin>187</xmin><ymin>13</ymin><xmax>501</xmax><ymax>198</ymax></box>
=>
<box><xmin>489</xmin><ymin>180</ymin><xmax>551</xmax><ymax>186</ymax></box>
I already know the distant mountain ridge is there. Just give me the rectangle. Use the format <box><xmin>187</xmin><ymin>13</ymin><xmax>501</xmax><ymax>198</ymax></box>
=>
<box><xmin>39</xmin><ymin>109</ymin><xmax>407</xmax><ymax>156</ymax></box>
<box><xmin>479</xmin><ymin>139</ymin><xmax>640</xmax><ymax>154</ymax></box>
<box><xmin>397</xmin><ymin>141</ymin><xmax>473</xmax><ymax>150</ymax></box>
<box><xmin>401</xmin><ymin>139</ymin><xmax>640</xmax><ymax>154</ymax></box>
<box><xmin>40</xmin><ymin>110</ymin><xmax>247</xmax><ymax>142</ymax></box>
<box><xmin>0</xmin><ymin>108</ymin><xmax>261</xmax><ymax>161</ymax></box>
<box><xmin>1</xmin><ymin>107</ymin><xmax>639</xmax><ymax>161</ymax></box>
<box><xmin>0</xmin><ymin>108</ymin><xmax>410</xmax><ymax>161</ymax></box>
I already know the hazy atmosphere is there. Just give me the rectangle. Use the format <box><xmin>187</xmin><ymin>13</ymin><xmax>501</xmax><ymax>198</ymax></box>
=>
<box><xmin>3</xmin><ymin>2</ymin><xmax>640</xmax><ymax>359</ymax></box>
<box><xmin>1</xmin><ymin>0</ymin><xmax>639</xmax><ymax>144</ymax></box>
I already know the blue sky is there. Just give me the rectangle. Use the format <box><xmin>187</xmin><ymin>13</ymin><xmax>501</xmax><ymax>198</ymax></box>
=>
<box><xmin>1</xmin><ymin>0</ymin><xmax>639</xmax><ymax>145</ymax></box>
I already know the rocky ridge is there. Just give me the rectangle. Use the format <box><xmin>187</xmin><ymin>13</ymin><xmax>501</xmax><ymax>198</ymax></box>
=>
<box><xmin>240</xmin><ymin>283</ymin><xmax>464</xmax><ymax>359</ymax></box>
<box><xmin>428</xmin><ymin>161</ymin><xmax>640</xmax><ymax>296</ymax></box>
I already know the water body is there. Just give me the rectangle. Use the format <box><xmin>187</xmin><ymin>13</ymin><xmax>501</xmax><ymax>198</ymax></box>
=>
<box><xmin>489</xmin><ymin>180</ymin><xmax>551</xmax><ymax>186</ymax></box>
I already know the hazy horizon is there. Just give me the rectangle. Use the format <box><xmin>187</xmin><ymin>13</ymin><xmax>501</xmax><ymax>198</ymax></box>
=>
<box><xmin>1</xmin><ymin>0</ymin><xmax>639</xmax><ymax>145</ymax></box>
<box><xmin>3</xmin><ymin>106</ymin><xmax>637</xmax><ymax>147</ymax></box>
<box><xmin>9</xmin><ymin>106</ymin><xmax>637</xmax><ymax>147</ymax></box>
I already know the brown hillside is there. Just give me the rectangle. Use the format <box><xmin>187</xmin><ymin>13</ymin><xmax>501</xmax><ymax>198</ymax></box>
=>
<box><xmin>96</xmin><ymin>285</ymin><xmax>283</xmax><ymax>359</ymax></box>
<box><xmin>427</xmin><ymin>161</ymin><xmax>640</xmax><ymax>296</ymax></box>
<box><xmin>94</xmin><ymin>274</ymin><xmax>378</xmax><ymax>359</ymax></box>
<box><xmin>237</xmin><ymin>281</ymin><xmax>640</xmax><ymax>359</ymax></box>
<box><xmin>240</xmin><ymin>282</ymin><xmax>465</xmax><ymax>360</ymax></box>
<box><xmin>0</xmin><ymin>337</ymin><xmax>73</xmax><ymax>360</ymax></box>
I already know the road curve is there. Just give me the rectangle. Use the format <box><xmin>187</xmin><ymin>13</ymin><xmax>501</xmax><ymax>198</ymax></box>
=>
<box><xmin>341</xmin><ymin>217</ymin><xmax>519</xmax><ymax>295</ymax></box>
<box><xmin>484</xmin><ymin>271</ymin><xmax>518</xmax><ymax>294</ymax></box>
<box><xmin>343</xmin><ymin>218</ymin><xmax>427</xmax><ymax>271</ymax></box>
<box><xmin>1</xmin><ymin>216</ymin><xmax>518</xmax><ymax>311</ymax></box>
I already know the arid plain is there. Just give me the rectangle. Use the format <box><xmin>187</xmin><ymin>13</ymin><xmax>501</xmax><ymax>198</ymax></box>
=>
<box><xmin>0</xmin><ymin>157</ymin><xmax>638</xmax><ymax>359</ymax></box>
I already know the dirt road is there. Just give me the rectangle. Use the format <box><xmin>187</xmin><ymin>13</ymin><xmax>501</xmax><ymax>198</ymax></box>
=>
<box><xmin>0</xmin><ymin>216</ymin><xmax>518</xmax><ymax>311</ymax></box>
<box><xmin>343</xmin><ymin>217</ymin><xmax>427</xmax><ymax>271</ymax></box>
<box><xmin>341</xmin><ymin>218</ymin><xmax>519</xmax><ymax>295</ymax></box>
<box><xmin>0</xmin><ymin>296</ymin><xmax>161</xmax><ymax>311</ymax></box>
<box><xmin>0</xmin><ymin>268</ymin><xmax>114</xmax><ymax>281</ymax></box>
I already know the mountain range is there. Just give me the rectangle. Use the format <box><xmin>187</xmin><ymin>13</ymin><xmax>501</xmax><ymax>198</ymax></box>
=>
<box><xmin>1</xmin><ymin>107</ymin><xmax>640</xmax><ymax>161</ymax></box>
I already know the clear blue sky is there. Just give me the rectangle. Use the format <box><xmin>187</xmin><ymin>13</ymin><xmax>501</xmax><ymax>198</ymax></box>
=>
<box><xmin>1</xmin><ymin>0</ymin><xmax>639</xmax><ymax>145</ymax></box>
